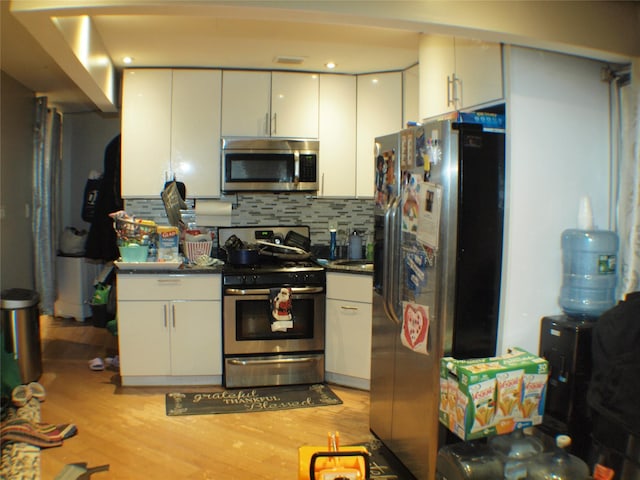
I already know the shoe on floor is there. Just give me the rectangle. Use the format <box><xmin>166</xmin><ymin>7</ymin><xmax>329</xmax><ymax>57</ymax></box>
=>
<box><xmin>88</xmin><ymin>358</ymin><xmax>104</xmax><ymax>371</ymax></box>
<box><xmin>28</xmin><ymin>382</ymin><xmax>46</xmax><ymax>402</ymax></box>
<box><xmin>11</xmin><ymin>384</ymin><xmax>32</xmax><ymax>407</ymax></box>
<box><xmin>105</xmin><ymin>356</ymin><xmax>119</xmax><ymax>369</ymax></box>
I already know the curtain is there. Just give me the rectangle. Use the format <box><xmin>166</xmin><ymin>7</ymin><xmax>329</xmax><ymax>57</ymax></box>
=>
<box><xmin>32</xmin><ymin>97</ymin><xmax>62</xmax><ymax>315</ymax></box>
<box><xmin>614</xmin><ymin>67</ymin><xmax>640</xmax><ymax>296</ymax></box>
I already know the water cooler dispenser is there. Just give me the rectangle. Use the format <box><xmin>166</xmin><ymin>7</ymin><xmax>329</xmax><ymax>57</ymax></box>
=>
<box><xmin>538</xmin><ymin>315</ymin><xmax>595</xmax><ymax>462</ymax></box>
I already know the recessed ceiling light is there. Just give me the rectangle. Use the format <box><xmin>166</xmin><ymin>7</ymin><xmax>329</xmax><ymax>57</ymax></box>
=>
<box><xmin>122</xmin><ymin>56</ymin><xmax>133</xmax><ymax>65</ymax></box>
<box><xmin>325</xmin><ymin>62</ymin><xmax>336</xmax><ymax>69</ymax></box>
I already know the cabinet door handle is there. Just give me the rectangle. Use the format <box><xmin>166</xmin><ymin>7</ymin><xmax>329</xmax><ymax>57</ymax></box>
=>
<box><xmin>265</xmin><ymin>112</ymin><xmax>269</xmax><ymax>136</ymax></box>
<box><xmin>172</xmin><ymin>304</ymin><xmax>176</xmax><ymax>328</ymax></box>
<box><xmin>340</xmin><ymin>305</ymin><xmax>359</xmax><ymax>311</ymax></box>
<box><xmin>447</xmin><ymin>73</ymin><xmax>460</xmax><ymax>108</ymax></box>
<box><xmin>163</xmin><ymin>304</ymin><xmax>168</xmax><ymax>328</ymax></box>
<box><xmin>157</xmin><ymin>278</ymin><xmax>182</xmax><ymax>285</ymax></box>
<box><xmin>272</xmin><ymin>113</ymin><xmax>277</xmax><ymax>136</ymax></box>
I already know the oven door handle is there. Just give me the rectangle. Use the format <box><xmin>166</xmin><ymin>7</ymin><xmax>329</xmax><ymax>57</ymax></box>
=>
<box><xmin>227</xmin><ymin>357</ymin><xmax>318</xmax><ymax>366</ymax></box>
<box><xmin>224</xmin><ymin>287</ymin><xmax>324</xmax><ymax>295</ymax></box>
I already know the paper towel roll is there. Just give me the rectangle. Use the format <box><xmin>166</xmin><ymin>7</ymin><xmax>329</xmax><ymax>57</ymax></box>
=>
<box><xmin>195</xmin><ymin>200</ymin><xmax>232</xmax><ymax>226</ymax></box>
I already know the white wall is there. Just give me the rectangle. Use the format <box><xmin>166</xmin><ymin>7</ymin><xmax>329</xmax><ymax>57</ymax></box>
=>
<box><xmin>0</xmin><ymin>72</ymin><xmax>36</xmax><ymax>291</ymax></box>
<box><xmin>61</xmin><ymin>112</ymin><xmax>120</xmax><ymax>230</ymax></box>
<box><xmin>498</xmin><ymin>46</ymin><xmax>611</xmax><ymax>354</ymax></box>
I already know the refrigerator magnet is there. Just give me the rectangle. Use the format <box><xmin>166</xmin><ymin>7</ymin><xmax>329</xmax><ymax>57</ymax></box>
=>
<box><xmin>401</xmin><ymin>301</ymin><xmax>430</xmax><ymax>355</ymax></box>
<box><xmin>401</xmin><ymin>130</ymin><xmax>414</xmax><ymax>168</ymax></box>
<box><xmin>415</xmin><ymin>129</ymin><xmax>426</xmax><ymax>168</ymax></box>
<box><xmin>417</xmin><ymin>182</ymin><xmax>443</xmax><ymax>249</ymax></box>
<box><xmin>405</xmin><ymin>248</ymin><xmax>428</xmax><ymax>293</ymax></box>
<box><xmin>401</xmin><ymin>174</ymin><xmax>421</xmax><ymax>233</ymax></box>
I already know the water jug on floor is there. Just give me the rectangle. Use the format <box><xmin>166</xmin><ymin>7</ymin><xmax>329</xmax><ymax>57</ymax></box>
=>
<box><xmin>526</xmin><ymin>435</ymin><xmax>590</xmax><ymax>480</ymax></box>
<box><xmin>489</xmin><ymin>428</ymin><xmax>544</xmax><ymax>480</ymax></box>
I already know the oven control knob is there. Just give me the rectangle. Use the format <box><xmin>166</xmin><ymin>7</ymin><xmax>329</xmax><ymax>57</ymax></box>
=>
<box><xmin>242</xmin><ymin>275</ymin><xmax>257</xmax><ymax>285</ymax></box>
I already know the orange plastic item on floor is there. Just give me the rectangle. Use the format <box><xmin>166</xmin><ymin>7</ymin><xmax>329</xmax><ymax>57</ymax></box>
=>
<box><xmin>298</xmin><ymin>432</ymin><xmax>369</xmax><ymax>480</ymax></box>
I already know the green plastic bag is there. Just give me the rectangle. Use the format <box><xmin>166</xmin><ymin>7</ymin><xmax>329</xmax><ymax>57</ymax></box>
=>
<box><xmin>92</xmin><ymin>283</ymin><xmax>111</xmax><ymax>305</ymax></box>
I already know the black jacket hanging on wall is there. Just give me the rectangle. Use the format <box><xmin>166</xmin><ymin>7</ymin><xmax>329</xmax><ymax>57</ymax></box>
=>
<box><xmin>85</xmin><ymin>134</ymin><xmax>123</xmax><ymax>261</ymax></box>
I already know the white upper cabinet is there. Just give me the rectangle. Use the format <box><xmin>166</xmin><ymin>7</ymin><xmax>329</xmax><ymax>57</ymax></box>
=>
<box><xmin>171</xmin><ymin>70</ymin><xmax>222</xmax><ymax>198</ymax></box>
<box><xmin>318</xmin><ymin>74</ymin><xmax>357</xmax><ymax>197</ymax></box>
<box><xmin>121</xmin><ymin>69</ymin><xmax>222</xmax><ymax>198</ymax></box>
<box><xmin>403</xmin><ymin>64</ymin><xmax>420</xmax><ymax>126</ymax></box>
<box><xmin>356</xmin><ymin>71</ymin><xmax>403</xmax><ymax>198</ymax></box>
<box><xmin>121</xmin><ymin>69</ymin><xmax>172</xmax><ymax>197</ymax></box>
<box><xmin>419</xmin><ymin>34</ymin><xmax>503</xmax><ymax>121</ymax></box>
<box><xmin>271</xmin><ymin>72</ymin><xmax>319</xmax><ymax>138</ymax></box>
<box><xmin>455</xmin><ymin>37</ymin><xmax>503</xmax><ymax>110</ymax></box>
<box><xmin>221</xmin><ymin>71</ymin><xmax>319</xmax><ymax>138</ymax></box>
<box><xmin>220</xmin><ymin>71</ymin><xmax>271</xmax><ymax>137</ymax></box>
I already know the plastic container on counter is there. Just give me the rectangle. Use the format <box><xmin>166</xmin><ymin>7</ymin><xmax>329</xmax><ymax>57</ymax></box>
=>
<box><xmin>348</xmin><ymin>230</ymin><xmax>362</xmax><ymax>260</ymax></box>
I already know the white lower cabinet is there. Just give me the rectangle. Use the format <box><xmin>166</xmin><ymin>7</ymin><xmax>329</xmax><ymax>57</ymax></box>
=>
<box><xmin>325</xmin><ymin>273</ymin><xmax>373</xmax><ymax>390</ymax></box>
<box><xmin>117</xmin><ymin>274</ymin><xmax>222</xmax><ymax>386</ymax></box>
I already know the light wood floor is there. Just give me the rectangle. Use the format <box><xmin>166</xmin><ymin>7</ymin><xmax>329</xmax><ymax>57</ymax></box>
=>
<box><xmin>37</xmin><ymin>315</ymin><xmax>373</xmax><ymax>479</ymax></box>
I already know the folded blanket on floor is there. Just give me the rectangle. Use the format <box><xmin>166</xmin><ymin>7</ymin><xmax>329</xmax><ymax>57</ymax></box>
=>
<box><xmin>1</xmin><ymin>397</ymin><xmax>41</xmax><ymax>479</ymax></box>
<box><xmin>1</xmin><ymin>418</ymin><xmax>77</xmax><ymax>448</ymax></box>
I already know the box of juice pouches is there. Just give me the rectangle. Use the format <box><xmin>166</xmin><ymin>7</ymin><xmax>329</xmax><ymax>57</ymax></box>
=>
<box><xmin>439</xmin><ymin>347</ymin><xmax>549</xmax><ymax>441</ymax></box>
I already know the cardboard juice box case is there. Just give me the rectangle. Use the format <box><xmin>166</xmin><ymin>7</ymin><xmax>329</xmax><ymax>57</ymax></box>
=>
<box><xmin>439</xmin><ymin>347</ymin><xmax>549</xmax><ymax>441</ymax></box>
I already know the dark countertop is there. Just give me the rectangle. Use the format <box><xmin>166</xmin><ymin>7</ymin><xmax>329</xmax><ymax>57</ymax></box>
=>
<box><xmin>324</xmin><ymin>264</ymin><xmax>373</xmax><ymax>276</ymax></box>
<box><xmin>114</xmin><ymin>263</ymin><xmax>224</xmax><ymax>274</ymax></box>
<box><xmin>320</xmin><ymin>258</ymin><xmax>374</xmax><ymax>275</ymax></box>
<box><xmin>115</xmin><ymin>263</ymin><xmax>372</xmax><ymax>276</ymax></box>
<box><xmin>114</xmin><ymin>251</ymin><xmax>373</xmax><ymax>275</ymax></box>
<box><xmin>117</xmin><ymin>264</ymin><xmax>373</xmax><ymax>275</ymax></box>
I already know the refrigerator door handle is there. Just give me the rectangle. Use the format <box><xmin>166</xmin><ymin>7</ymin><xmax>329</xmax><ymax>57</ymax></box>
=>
<box><xmin>382</xmin><ymin>201</ymin><xmax>393</xmax><ymax>304</ymax></box>
<box><xmin>384</xmin><ymin>196</ymin><xmax>402</xmax><ymax>326</ymax></box>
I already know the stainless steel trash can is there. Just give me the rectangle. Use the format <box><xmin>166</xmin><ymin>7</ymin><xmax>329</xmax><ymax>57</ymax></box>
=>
<box><xmin>1</xmin><ymin>288</ymin><xmax>42</xmax><ymax>383</ymax></box>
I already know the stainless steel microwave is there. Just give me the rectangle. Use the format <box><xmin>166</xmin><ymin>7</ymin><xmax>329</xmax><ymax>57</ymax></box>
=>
<box><xmin>221</xmin><ymin>138</ymin><xmax>319</xmax><ymax>192</ymax></box>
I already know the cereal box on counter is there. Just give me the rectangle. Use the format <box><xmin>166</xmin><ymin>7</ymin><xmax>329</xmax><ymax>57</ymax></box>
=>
<box><xmin>439</xmin><ymin>347</ymin><xmax>549</xmax><ymax>441</ymax></box>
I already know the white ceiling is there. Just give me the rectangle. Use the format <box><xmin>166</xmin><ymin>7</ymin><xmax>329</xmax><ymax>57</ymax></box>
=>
<box><xmin>1</xmin><ymin>2</ymin><xmax>419</xmax><ymax>113</ymax></box>
<box><xmin>2</xmin><ymin>1</ymin><xmax>638</xmax><ymax>115</ymax></box>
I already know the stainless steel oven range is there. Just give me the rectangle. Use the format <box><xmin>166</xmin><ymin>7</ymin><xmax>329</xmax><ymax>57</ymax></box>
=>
<box><xmin>219</xmin><ymin>226</ymin><xmax>325</xmax><ymax>388</ymax></box>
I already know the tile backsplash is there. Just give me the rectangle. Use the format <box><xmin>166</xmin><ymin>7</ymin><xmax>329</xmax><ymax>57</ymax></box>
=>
<box><xmin>125</xmin><ymin>193</ymin><xmax>374</xmax><ymax>249</ymax></box>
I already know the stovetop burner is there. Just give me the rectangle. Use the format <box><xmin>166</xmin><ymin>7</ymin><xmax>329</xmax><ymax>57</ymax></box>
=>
<box><xmin>222</xmin><ymin>257</ymin><xmax>323</xmax><ymax>272</ymax></box>
<box><xmin>223</xmin><ymin>260</ymin><xmax>325</xmax><ymax>287</ymax></box>
<box><xmin>219</xmin><ymin>225</ymin><xmax>324</xmax><ymax>287</ymax></box>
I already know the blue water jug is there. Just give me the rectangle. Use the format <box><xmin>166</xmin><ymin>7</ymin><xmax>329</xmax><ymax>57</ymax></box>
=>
<box><xmin>559</xmin><ymin>228</ymin><xmax>618</xmax><ymax>319</ymax></box>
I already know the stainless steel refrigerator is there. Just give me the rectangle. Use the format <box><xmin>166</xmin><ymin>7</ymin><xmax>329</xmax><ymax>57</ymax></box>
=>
<box><xmin>370</xmin><ymin>118</ymin><xmax>505</xmax><ymax>479</ymax></box>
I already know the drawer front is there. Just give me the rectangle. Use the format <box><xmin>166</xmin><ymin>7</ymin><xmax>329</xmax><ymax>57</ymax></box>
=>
<box><xmin>117</xmin><ymin>274</ymin><xmax>221</xmax><ymax>301</ymax></box>
<box><xmin>326</xmin><ymin>272</ymin><xmax>372</xmax><ymax>303</ymax></box>
<box><xmin>224</xmin><ymin>353</ymin><xmax>324</xmax><ymax>388</ymax></box>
